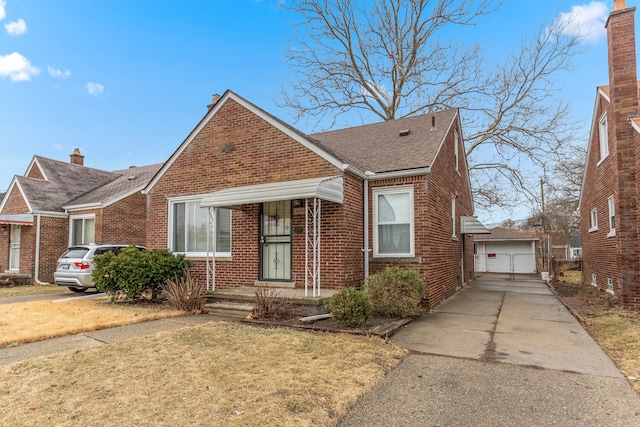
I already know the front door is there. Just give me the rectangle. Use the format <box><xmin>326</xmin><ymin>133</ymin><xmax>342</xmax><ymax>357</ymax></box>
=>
<box><xmin>9</xmin><ymin>225</ymin><xmax>20</xmax><ymax>271</ymax></box>
<box><xmin>260</xmin><ymin>201</ymin><xmax>292</xmax><ymax>281</ymax></box>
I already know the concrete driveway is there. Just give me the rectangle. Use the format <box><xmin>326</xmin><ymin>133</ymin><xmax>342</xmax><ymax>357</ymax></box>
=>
<box><xmin>340</xmin><ymin>273</ymin><xmax>640</xmax><ymax>426</ymax></box>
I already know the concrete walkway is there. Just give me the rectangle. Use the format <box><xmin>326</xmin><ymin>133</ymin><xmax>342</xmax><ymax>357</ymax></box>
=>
<box><xmin>339</xmin><ymin>273</ymin><xmax>640</xmax><ymax>426</ymax></box>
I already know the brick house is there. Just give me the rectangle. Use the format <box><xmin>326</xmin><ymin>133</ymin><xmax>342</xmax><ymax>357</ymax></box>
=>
<box><xmin>144</xmin><ymin>90</ymin><xmax>484</xmax><ymax>308</ymax></box>
<box><xmin>0</xmin><ymin>150</ymin><xmax>162</xmax><ymax>284</ymax></box>
<box><xmin>580</xmin><ymin>0</ymin><xmax>640</xmax><ymax>310</ymax></box>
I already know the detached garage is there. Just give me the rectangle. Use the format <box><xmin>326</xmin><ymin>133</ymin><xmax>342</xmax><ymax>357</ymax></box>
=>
<box><xmin>474</xmin><ymin>227</ymin><xmax>539</xmax><ymax>274</ymax></box>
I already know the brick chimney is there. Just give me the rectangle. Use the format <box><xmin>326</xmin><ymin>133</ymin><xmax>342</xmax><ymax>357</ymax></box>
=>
<box><xmin>606</xmin><ymin>1</ymin><xmax>640</xmax><ymax>307</ymax></box>
<box><xmin>70</xmin><ymin>148</ymin><xmax>84</xmax><ymax>166</ymax></box>
<box><xmin>207</xmin><ymin>93</ymin><xmax>221</xmax><ymax>111</ymax></box>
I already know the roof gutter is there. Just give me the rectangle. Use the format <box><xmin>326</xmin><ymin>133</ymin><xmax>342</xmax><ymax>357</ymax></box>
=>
<box><xmin>366</xmin><ymin>167</ymin><xmax>430</xmax><ymax>181</ymax></box>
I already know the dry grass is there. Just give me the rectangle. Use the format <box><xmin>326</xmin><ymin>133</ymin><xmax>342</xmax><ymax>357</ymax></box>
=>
<box><xmin>554</xmin><ymin>279</ymin><xmax>640</xmax><ymax>394</ymax></box>
<box><xmin>0</xmin><ymin>322</ymin><xmax>407</xmax><ymax>426</ymax></box>
<box><xmin>0</xmin><ymin>284</ymin><xmax>68</xmax><ymax>298</ymax></box>
<box><xmin>0</xmin><ymin>298</ymin><xmax>183</xmax><ymax>347</ymax></box>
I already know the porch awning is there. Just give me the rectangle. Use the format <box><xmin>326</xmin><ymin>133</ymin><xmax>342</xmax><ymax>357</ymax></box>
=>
<box><xmin>460</xmin><ymin>216</ymin><xmax>490</xmax><ymax>234</ymax></box>
<box><xmin>0</xmin><ymin>214</ymin><xmax>34</xmax><ymax>225</ymax></box>
<box><xmin>200</xmin><ymin>176</ymin><xmax>344</xmax><ymax>209</ymax></box>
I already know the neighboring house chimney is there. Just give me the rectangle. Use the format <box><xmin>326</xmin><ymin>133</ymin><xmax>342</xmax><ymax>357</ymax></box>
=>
<box><xmin>606</xmin><ymin>1</ymin><xmax>640</xmax><ymax>304</ymax></box>
<box><xmin>70</xmin><ymin>148</ymin><xmax>84</xmax><ymax>166</ymax></box>
<box><xmin>207</xmin><ymin>93</ymin><xmax>221</xmax><ymax>110</ymax></box>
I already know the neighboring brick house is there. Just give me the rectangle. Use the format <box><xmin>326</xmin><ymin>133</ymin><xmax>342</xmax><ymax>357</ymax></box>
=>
<box><xmin>0</xmin><ymin>150</ymin><xmax>162</xmax><ymax>284</ymax></box>
<box><xmin>474</xmin><ymin>227</ymin><xmax>539</xmax><ymax>274</ymax></box>
<box><xmin>580</xmin><ymin>0</ymin><xmax>640</xmax><ymax>310</ymax></box>
<box><xmin>144</xmin><ymin>90</ymin><xmax>485</xmax><ymax>308</ymax></box>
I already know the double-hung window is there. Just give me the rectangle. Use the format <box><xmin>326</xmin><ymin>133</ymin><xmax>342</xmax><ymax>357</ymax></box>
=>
<box><xmin>70</xmin><ymin>215</ymin><xmax>95</xmax><ymax>245</ymax></box>
<box><xmin>169</xmin><ymin>198</ymin><xmax>231</xmax><ymax>256</ymax></box>
<box><xmin>608</xmin><ymin>196</ymin><xmax>616</xmax><ymax>237</ymax></box>
<box><xmin>454</xmin><ymin>131</ymin><xmax>460</xmax><ymax>173</ymax></box>
<box><xmin>589</xmin><ymin>207</ymin><xmax>598</xmax><ymax>232</ymax></box>
<box><xmin>373</xmin><ymin>186</ymin><xmax>414</xmax><ymax>257</ymax></box>
<box><xmin>599</xmin><ymin>113</ymin><xmax>609</xmax><ymax>162</ymax></box>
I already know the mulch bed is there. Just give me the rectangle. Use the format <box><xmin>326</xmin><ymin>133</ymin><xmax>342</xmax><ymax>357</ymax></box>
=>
<box><xmin>242</xmin><ymin>315</ymin><xmax>414</xmax><ymax>338</ymax></box>
<box><xmin>550</xmin><ymin>280</ymin><xmax>619</xmax><ymax>318</ymax></box>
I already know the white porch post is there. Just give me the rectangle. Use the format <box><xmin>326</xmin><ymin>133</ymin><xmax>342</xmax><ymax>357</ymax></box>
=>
<box><xmin>305</xmin><ymin>197</ymin><xmax>322</xmax><ymax>297</ymax></box>
<box><xmin>206</xmin><ymin>207</ymin><xmax>217</xmax><ymax>292</ymax></box>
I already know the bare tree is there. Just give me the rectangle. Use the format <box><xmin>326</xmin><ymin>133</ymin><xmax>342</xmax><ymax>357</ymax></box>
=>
<box><xmin>280</xmin><ymin>0</ymin><xmax>583</xmax><ymax>213</ymax></box>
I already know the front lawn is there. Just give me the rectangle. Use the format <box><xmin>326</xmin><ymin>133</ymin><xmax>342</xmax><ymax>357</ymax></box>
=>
<box><xmin>0</xmin><ymin>322</ymin><xmax>407</xmax><ymax>426</ymax></box>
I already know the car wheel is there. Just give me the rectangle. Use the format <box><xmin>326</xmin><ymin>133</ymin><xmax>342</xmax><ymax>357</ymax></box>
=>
<box><xmin>68</xmin><ymin>287</ymin><xmax>87</xmax><ymax>293</ymax></box>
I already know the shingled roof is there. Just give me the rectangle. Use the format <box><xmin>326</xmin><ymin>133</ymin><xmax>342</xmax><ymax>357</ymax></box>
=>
<box><xmin>5</xmin><ymin>156</ymin><xmax>161</xmax><ymax>214</ymax></box>
<box><xmin>311</xmin><ymin>109</ymin><xmax>458</xmax><ymax>173</ymax></box>
<box><xmin>65</xmin><ymin>163</ymin><xmax>163</xmax><ymax>209</ymax></box>
<box><xmin>18</xmin><ymin>156</ymin><xmax>119</xmax><ymax>213</ymax></box>
<box><xmin>475</xmin><ymin>227</ymin><xmax>539</xmax><ymax>241</ymax></box>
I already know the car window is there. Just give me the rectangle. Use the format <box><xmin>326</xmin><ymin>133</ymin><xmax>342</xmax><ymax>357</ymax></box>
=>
<box><xmin>94</xmin><ymin>247</ymin><xmax>119</xmax><ymax>256</ymax></box>
<box><xmin>61</xmin><ymin>248</ymin><xmax>90</xmax><ymax>259</ymax></box>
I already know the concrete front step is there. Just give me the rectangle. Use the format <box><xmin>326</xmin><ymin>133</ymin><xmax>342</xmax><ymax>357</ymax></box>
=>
<box><xmin>206</xmin><ymin>301</ymin><xmax>254</xmax><ymax>318</ymax></box>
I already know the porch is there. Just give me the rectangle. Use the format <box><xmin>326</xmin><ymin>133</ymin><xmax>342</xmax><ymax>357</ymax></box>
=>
<box><xmin>206</xmin><ymin>286</ymin><xmax>338</xmax><ymax>318</ymax></box>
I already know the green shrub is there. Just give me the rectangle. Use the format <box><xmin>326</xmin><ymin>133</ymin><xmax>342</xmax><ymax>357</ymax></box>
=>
<box><xmin>328</xmin><ymin>287</ymin><xmax>373</xmax><ymax>328</ymax></box>
<box><xmin>364</xmin><ymin>267</ymin><xmax>425</xmax><ymax>317</ymax></box>
<box><xmin>93</xmin><ymin>247</ymin><xmax>190</xmax><ymax>301</ymax></box>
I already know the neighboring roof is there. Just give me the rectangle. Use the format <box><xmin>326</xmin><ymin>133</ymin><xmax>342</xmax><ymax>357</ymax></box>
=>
<box><xmin>201</xmin><ymin>176</ymin><xmax>344</xmax><ymax>209</ymax></box>
<box><xmin>0</xmin><ymin>155</ymin><xmax>161</xmax><ymax>215</ymax></box>
<box><xmin>475</xmin><ymin>227</ymin><xmax>539</xmax><ymax>241</ymax></box>
<box><xmin>15</xmin><ymin>156</ymin><xmax>118</xmax><ymax>213</ymax></box>
<box><xmin>0</xmin><ymin>192</ymin><xmax>4</xmax><ymax>203</ymax></box>
<box><xmin>311</xmin><ymin>109</ymin><xmax>458</xmax><ymax>173</ymax></box>
<box><xmin>569</xmin><ymin>234</ymin><xmax>582</xmax><ymax>247</ymax></box>
<box><xmin>64</xmin><ymin>163</ymin><xmax>163</xmax><ymax>209</ymax></box>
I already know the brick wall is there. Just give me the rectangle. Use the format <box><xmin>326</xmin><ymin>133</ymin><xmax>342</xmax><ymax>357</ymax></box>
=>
<box><xmin>38</xmin><ymin>216</ymin><xmax>69</xmax><ymax>283</ymax></box>
<box><xmin>582</xmin><ymin>6</ymin><xmax>640</xmax><ymax>310</ymax></box>
<box><xmin>368</xmin><ymin>118</ymin><xmax>475</xmax><ymax>308</ymax></box>
<box><xmin>146</xmin><ymin>98</ymin><xmax>351</xmax><ymax>290</ymax></box>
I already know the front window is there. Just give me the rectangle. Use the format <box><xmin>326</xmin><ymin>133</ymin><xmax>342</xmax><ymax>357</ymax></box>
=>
<box><xmin>170</xmin><ymin>199</ymin><xmax>231</xmax><ymax>256</ymax></box>
<box><xmin>373</xmin><ymin>186</ymin><xmax>414</xmax><ymax>257</ymax></box>
<box><xmin>70</xmin><ymin>215</ymin><xmax>95</xmax><ymax>245</ymax></box>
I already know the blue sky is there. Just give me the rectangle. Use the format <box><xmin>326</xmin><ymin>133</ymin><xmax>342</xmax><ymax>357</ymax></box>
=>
<box><xmin>0</xmin><ymin>1</ymin><xmax>631</xmax><ymax>223</ymax></box>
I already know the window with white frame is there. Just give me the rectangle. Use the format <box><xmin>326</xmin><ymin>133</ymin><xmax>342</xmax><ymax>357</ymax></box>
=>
<box><xmin>454</xmin><ymin>131</ymin><xmax>459</xmax><ymax>172</ymax></box>
<box><xmin>70</xmin><ymin>215</ymin><xmax>95</xmax><ymax>245</ymax></box>
<box><xmin>589</xmin><ymin>207</ymin><xmax>598</xmax><ymax>232</ymax></box>
<box><xmin>599</xmin><ymin>113</ymin><xmax>609</xmax><ymax>161</ymax></box>
<box><xmin>608</xmin><ymin>196</ymin><xmax>615</xmax><ymax>236</ymax></box>
<box><xmin>607</xmin><ymin>278</ymin><xmax>614</xmax><ymax>294</ymax></box>
<box><xmin>591</xmin><ymin>273</ymin><xmax>596</xmax><ymax>286</ymax></box>
<box><xmin>169</xmin><ymin>199</ymin><xmax>231</xmax><ymax>256</ymax></box>
<box><xmin>373</xmin><ymin>186</ymin><xmax>414</xmax><ymax>257</ymax></box>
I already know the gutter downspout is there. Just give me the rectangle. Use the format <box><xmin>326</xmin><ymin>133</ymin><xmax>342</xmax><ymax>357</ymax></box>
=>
<box><xmin>34</xmin><ymin>213</ymin><xmax>47</xmax><ymax>285</ymax></box>
<box><xmin>363</xmin><ymin>171</ymin><xmax>375</xmax><ymax>278</ymax></box>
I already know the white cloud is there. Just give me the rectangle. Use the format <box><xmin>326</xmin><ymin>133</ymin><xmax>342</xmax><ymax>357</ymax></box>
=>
<box><xmin>557</xmin><ymin>2</ymin><xmax>608</xmax><ymax>42</ymax></box>
<box><xmin>0</xmin><ymin>52</ymin><xmax>40</xmax><ymax>82</ymax></box>
<box><xmin>48</xmin><ymin>66</ymin><xmax>70</xmax><ymax>78</ymax></box>
<box><xmin>86</xmin><ymin>82</ymin><xmax>105</xmax><ymax>96</ymax></box>
<box><xmin>0</xmin><ymin>1</ymin><xmax>6</xmax><ymax>21</ymax></box>
<box><xmin>5</xmin><ymin>18</ymin><xmax>26</xmax><ymax>35</ymax></box>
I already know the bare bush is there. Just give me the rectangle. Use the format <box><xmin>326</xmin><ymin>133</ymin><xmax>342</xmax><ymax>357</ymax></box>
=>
<box><xmin>252</xmin><ymin>287</ymin><xmax>292</xmax><ymax>320</ymax></box>
<box><xmin>164</xmin><ymin>270</ymin><xmax>207</xmax><ymax>314</ymax></box>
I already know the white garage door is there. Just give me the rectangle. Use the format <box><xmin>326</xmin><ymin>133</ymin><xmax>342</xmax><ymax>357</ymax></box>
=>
<box><xmin>484</xmin><ymin>241</ymin><xmax>536</xmax><ymax>273</ymax></box>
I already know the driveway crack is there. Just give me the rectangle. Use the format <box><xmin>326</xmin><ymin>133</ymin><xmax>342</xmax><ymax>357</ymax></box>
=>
<box><xmin>480</xmin><ymin>292</ymin><xmax>505</xmax><ymax>363</ymax></box>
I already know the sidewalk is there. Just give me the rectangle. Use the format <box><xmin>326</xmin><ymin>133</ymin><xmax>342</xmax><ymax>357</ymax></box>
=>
<box><xmin>339</xmin><ymin>273</ymin><xmax>640</xmax><ymax>426</ymax></box>
<box><xmin>0</xmin><ymin>314</ymin><xmax>226</xmax><ymax>366</ymax></box>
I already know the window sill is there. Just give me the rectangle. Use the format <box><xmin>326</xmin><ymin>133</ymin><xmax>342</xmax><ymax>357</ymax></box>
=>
<box><xmin>606</xmin><ymin>289</ymin><xmax>615</xmax><ymax>295</ymax></box>
<box><xmin>184</xmin><ymin>255</ymin><xmax>232</xmax><ymax>262</ymax></box>
<box><xmin>452</xmin><ymin>235</ymin><xmax>458</xmax><ymax>241</ymax></box>
<box><xmin>597</xmin><ymin>155</ymin><xmax>609</xmax><ymax>167</ymax></box>
<box><xmin>370</xmin><ymin>256</ymin><xmax>422</xmax><ymax>264</ymax></box>
<box><xmin>588</xmin><ymin>227</ymin><xmax>598</xmax><ymax>233</ymax></box>
<box><xmin>607</xmin><ymin>230</ymin><xmax>616</xmax><ymax>237</ymax></box>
